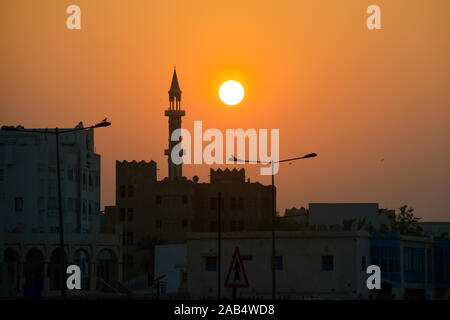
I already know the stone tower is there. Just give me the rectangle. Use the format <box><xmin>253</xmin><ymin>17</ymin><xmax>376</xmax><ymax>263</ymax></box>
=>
<box><xmin>164</xmin><ymin>68</ymin><xmax>185</xmax><ymax>180</ymax></box>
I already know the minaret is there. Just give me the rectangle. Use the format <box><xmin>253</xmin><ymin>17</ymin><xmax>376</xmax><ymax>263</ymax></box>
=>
<box><xmin>164</xmin><ymin>68</ymin><xmax>185</xmax><ymax>180</ymax></box>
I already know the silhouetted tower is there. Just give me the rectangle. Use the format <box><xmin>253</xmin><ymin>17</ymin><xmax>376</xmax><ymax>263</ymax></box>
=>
<box><xmin>164</xmin><ymin>68</ymin><xmax>185</xmax><ymax>180</ymax></box>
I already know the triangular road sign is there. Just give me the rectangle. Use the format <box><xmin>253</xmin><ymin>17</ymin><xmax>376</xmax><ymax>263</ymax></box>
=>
<box><xmin>224</xmin><ymin>247</ymin><xmax>249</xmax><ymax>288</ymax></box>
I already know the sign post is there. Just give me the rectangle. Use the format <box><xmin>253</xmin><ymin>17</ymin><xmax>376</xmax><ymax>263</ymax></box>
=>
<box><xmin>224</xmin><ymin>247</ymin><xmax>249</xmax><ymax>299</ymax></box>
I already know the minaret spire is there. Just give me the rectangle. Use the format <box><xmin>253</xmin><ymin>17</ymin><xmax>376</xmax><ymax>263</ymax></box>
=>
<box><xmin>168</xmin><ymin>67</ymin><xmax>182</xmax><ymax>110</ymax></box>
<box><xmin>164</xmin><ymin>68</ymin><xmax>186</xmax><ymax>180</ymax></box>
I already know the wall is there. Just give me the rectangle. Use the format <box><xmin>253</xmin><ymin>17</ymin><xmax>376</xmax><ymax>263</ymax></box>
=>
<box><xmin>187</xmin><ymin>231</ymin><xmax>371</xmax><ymax>299</ymax></box>
<box><xmin>154</xmin><ymin>244</ymin><xmax>187</xmax><ymax>294</ymax></box>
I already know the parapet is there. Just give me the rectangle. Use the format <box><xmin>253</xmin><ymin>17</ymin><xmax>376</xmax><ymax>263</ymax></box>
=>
<box><xmin>210</xmin><ymin>168</ymin><xmax>245</xmax><ymax>183</ymax></box>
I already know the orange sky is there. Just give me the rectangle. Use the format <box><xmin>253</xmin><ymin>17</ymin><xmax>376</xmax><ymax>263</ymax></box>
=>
<box><xmin>1</xmin><ymin>0</ymin><xmax>449</xmax><ymax>221</ymax></box>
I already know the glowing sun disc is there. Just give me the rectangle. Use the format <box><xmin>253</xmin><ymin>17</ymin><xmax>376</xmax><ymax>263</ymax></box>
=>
<box><xmin>219</xmin><ymin>80</ymin><xmax>244</xmax><ymax>105</ymax></box>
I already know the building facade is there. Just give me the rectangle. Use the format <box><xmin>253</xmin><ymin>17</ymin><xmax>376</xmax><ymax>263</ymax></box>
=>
<box><xmin>105</xmin><ymin>165</ymin><xmax>273</xmax><ymax>281</ymax></box>
<box><xmin>0</xmin><ymin>124</ymin><xmax>122</xmax><ymax>298</ymax></box>
<box><xmin>187</xmin><ymin>231</ymin><xmax>371</xmax><ymax>300</ymax></box>
<box><xmin>184</xmin><ymin>231</ymin><xmax>449</xmax><ymax>300</ymax></box>
<box><xmin>0</xmin><ymin>124</ymin><xmax>101</xmax><ymax>234</ymax></box>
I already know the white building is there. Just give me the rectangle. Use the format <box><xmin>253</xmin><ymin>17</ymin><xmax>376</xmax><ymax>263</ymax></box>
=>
<box><xmin>0</xmin><ymin>123</ymin><xmax>123</xmax><ymax>298</ymax></box>
<box><xmin>0</xmin><ymin>123</ymin><xmax>101</xmax><ymax>234</ymax></box>
<box><xmin>184</xmin><ymin>231</ymin><xmax>443</xmax><ymax>300</ymax></box>
<box><xmin>419</xmin><ymin>222</ymin><xmax>450</xmax><ymax>238</ymax></box>
<box><xmin>186</xmin><ymin>231</ymin><xmax>372</xmax><ymax>300</ymax></box>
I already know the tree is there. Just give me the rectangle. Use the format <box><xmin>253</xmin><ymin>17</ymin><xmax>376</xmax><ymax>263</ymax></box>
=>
<box><xmin>252</xmin><ymin>213</ymin><xmax>304</xmax><ymax>231</ymax></box>
<box><xmin>365</xmin><ymin>223</ymin><xmax>376</xmax><ymax>233</ymax></box>
<box><xmin>357</xmin><ymin>217</ymin><xmax>367</xmax><ymax>231</ymax></box>
<box><xmin>378</xmin><ymin>223</ymin><xmax>389</xmax><ymax>233</ymax></box>
<box><xmin>391</xmin><ymin>205</ymin><xmax>422</xmax><ymax>236</ymax></box>
<box><xmin>342</xmin><ymin>218</ymin><xmax>356</xmax><ymax>231</ymax></box>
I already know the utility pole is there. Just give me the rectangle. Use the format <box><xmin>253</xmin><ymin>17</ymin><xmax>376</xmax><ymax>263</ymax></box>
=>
<box><xmin>217</xmin><ymin>192</ymin><xmax>222</xmax><ymax>300</ymax></box>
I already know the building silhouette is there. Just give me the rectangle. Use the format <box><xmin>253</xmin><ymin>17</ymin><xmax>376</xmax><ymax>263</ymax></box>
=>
<box><xmin>104</xmin><ymin>69</ymin><xmax>273</xmax><ymax>282</ymax></box>
<box><xmin>165</xmin><ymin>68</ymin><xmax>185</xmax><ymax>181</ymax></box>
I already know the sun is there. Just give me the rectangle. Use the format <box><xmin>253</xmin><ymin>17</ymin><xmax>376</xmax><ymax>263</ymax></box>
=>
<box><xmin>219</xmin><ymin>80</ymin><xmax>244</xmax><ymax>106</ymax></box>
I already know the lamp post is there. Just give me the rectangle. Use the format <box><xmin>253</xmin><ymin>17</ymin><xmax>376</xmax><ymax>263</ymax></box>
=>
<box><xmin>231</xmin><ymin>152</ymin><xmax>317</xmax><ymax>299</ymax></box>
<box><xmin>217</xmin><ymin>191</ymin><xmax>222</xmax><ymax>300</ymax></box>
<box><xmin>2</xmin><ymin>120</ymin><xmax>111</xmax><ymax>298</ymax></box>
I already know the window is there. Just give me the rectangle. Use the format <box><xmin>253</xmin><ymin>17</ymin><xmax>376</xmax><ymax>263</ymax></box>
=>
<box><xmin>231</xmin><ymin>197</ymin><xmax>237</xmax><ymax>210</ymax></box>
<box><xmin>156</xmin><ymin>195</ymin><xmax>162</xmax><ymax>205</ymax></box>
<box><xmin>210</xmin><ymin>221</ymin><xmax>224</xmax><ymax>232</ymax></box>
<box><xmin>389</xmin><ymin>260</ymin><xmax>394</xmax><ymax>273</ymax></box>
<box><xmin>128</xmin><ymin>185</ymin><xmax>134</xmax><ymax>198</ymax></box>
<box><xmin>88</xmin><ymin>203</ymin><xmax>92</xmax><ymax>215</ymax></box>
<box><xmin>38</xmin><ymin>197</ymin><xmax>45</xmax><ymax>211</ymax></box>
<box><xmin>361</xmin><ymin>256</ymin><xmax>366</xmax><ymax>271</ymax></box>
<box><xmin>404</xmin><ymin>248</ymin><xmax>412</xmax><ymax>272</ymax></box>
<box><xmin>127</xmin><ymin>232</ymin><xmax>133</xmax><ymax>245</ymax></box>
<box><xmin>83</xmin><ymin>172</ymin><xmax>86</xmax><ymax>185</ymax></box>
<box><xmin>156</xmin><ymin>220</ymin><xmax>162</xmax><ymax>229</ymax></box>
<box><xmin>127</xmin><ymin>208</ymin><xmax>134</xmax><ymax>222</ymax></box>
<box><xmin>242</xmin><ymin>255</ymin><xmax>253</xmax><ymax>261</ymax></box>
<box><xmin>238</xmin><ymin>197</ymin><xmax>244</xmax><ymax>210</ymax></box>
<box><xmin>205</xmin><ymin>256</ymin><xmax>217</xmax><ymax>272</ymax></box>
<box><xmin>210</xmin><ymin>197</ymin><xmax>224</xmax><ymax>210</ymax></box>
<box><xmin>122</xmin><ymin>232</ymin><xmax>126</xmax><ymax>245</ymax></box>
<box><xmin>89</xmin><ymin>174</ymin><xmax>93</xmax><ymax>187</ymax></box>
<box><xmin>127</xmin><ymin>255</ymin><xmax>134</xmax><ymax>268</ymax></box>
<box><xmin>119</xmin><ymin>185</ymin><xmax>126</xmax><ymax>198</ymax></box>
<box><xmin>68</xmin><ymin>198</ymin><xmax>73</xmax><ymax>212</ymax></box>
<box><xmin>372</xmin><ymin>258</ymin><xmax>379</xmax><ymax>267</ymax></box>
<box><xmin>322</xmin><ymin>256</ymin><xmax>334</xmax><ymax>271</ymax></box>
<box><xmin>119</xmin><ymin>208</ymin><xmax>125</xmax><ymax>221</ymax></box>
<box><xmin>82</xmin><ymin>203</ymin><xmax>87</xmax><ymax>216</ymax></box>
<box><xmin>263</xmin><ymin>196</ymin><xmax>270</xmax><ymax>208</ymax></box>
<box><xmin>182</xmin><ymin>219</ymin><xmax>188</xmax><ymax>228</ymax></box>
<box><xmin>67</xmin><ymin>168</ymin><xmax>73</xmax><ymax>181</ymax></box>
<box><xmin>15</xmin><ymin>197</ymin><xmax>23</xmax><ymax>211</ymax></box>
<box><xmin>274</xmin><ymin>256</ymin><xmax>283</xmax><ymax>270</ymax></box>
<box><xmin>0</xmin><ymin>169</ymin><xmax>3</xmax><ymax>181</ymax></box>
<box><xmin>48</xmin><ymin>197</ymin><xmax>57</xmax><ymax>210</ymax></box>
<box><xmin>231</xmin><ymin>220</ymin><xmax>244</xmax><ymax>231</ymax></box>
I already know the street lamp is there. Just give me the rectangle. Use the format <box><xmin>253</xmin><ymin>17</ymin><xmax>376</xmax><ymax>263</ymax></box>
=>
<box><xmin>230</xmin><ymin>152</ymin><xmax>317</xmax><ymax>299</ymax></box>
<box><xmin>2</xmin><ymin>119</ymin><xmax>111</xmax><ymax>298</ymax></box>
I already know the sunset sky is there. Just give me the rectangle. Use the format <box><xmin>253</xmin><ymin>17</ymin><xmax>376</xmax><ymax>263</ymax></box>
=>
<box><xmin>1</xmin><ymin>0</ymin><xmax>449</xmax><ymax>221</ymax></box>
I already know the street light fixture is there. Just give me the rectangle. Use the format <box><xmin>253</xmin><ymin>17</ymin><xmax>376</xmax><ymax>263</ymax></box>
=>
<box><xmin>1</xmin><ymin>119</ymin><xmax>111</xmax><ymax>298</ymax></box>
<box><xmin>230</xmin><ymin>152</ymin><xmax>317</xmax><ymax>299</ymax></box>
